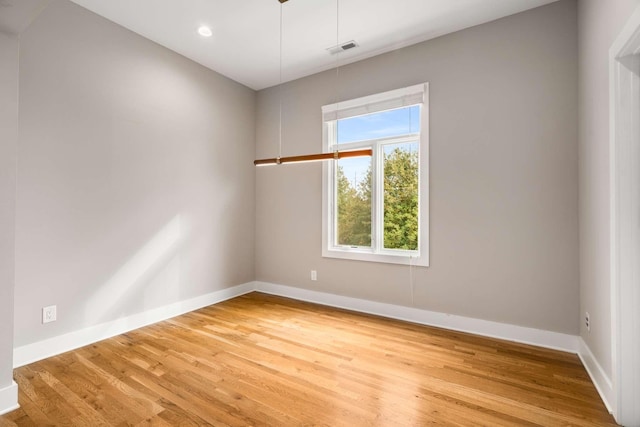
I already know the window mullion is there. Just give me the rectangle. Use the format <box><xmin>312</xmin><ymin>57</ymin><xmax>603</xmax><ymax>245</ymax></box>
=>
<box><xmin>374</xmin><ymin>141</ymin><xmax>384</xmax><ymax>252</ymax></box>
<box><xmin>332</xmin><ymin>120</ymin><xmax>337</xmax><ymax>249</ymax></box>
<box><xmin>327</xmin><ymin>121</ymin><xmax>338</xmax><ymax>249</ymax></box>
<box><xmin>370</xmin><ymin>144</ymin><xmax>376</xmax><ymax>250</ymax></box>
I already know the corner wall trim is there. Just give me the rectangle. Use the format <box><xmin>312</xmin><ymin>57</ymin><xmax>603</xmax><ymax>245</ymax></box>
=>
<box><xmin>255</xmin><ymin>282</ymin><xmax>579</xmax><ymax>354</ymax></box>
<box><xmin>0</xmin><ymin>381</ymin><xmax>19</xmax><ymax>416</ymax></box>
<box><xmin>13</xmin><ymin>282</ymin><xmax>256</xmax><ymax>368</ymax></box>
<box><xmin>578</xmin><ymin>338</ymin><xmax>614</xmax><ymax>414</ymax></box>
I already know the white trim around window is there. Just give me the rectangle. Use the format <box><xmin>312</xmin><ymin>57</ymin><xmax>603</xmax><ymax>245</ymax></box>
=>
<box><xmin>321</xmin><ymin>83</ymin><xmax>429</xmax><ymax>267</ymax></box>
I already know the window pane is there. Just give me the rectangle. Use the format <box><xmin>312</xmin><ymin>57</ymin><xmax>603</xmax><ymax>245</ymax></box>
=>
<box><xmin>337</xmin><ymin>105</ymin><xmax>420</xmax><ymax>144</ymax></box>
<box><xmin>336</xmin><ymin>156</ymin><xmax>371</xmax><ymax>247</ymax></box>
<box><xmin>383</xmin><ymin>142</ymin><xmax>419</xmax><ymax>250</ymax></box>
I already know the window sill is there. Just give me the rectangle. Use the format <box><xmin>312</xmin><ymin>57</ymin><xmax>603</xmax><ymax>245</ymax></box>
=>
<box><xmin>322</xmin><ymin>247</ymin><xmax>428</xmax><ymax>267</ymax></box>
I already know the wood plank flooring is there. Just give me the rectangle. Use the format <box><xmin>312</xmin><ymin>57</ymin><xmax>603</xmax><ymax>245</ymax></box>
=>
<box><xmin>0</xmin><ymin>292</ymin><xmax>617</xmax><ymax>426</ymax></box>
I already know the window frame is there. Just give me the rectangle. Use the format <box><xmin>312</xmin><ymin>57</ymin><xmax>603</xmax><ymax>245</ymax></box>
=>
<box><xmin>321</xmin><ymin>83</ymin><xmax>429</xmax><ymax>267</ymax></box>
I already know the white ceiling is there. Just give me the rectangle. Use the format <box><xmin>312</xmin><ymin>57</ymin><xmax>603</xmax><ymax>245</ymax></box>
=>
<box><xmin>44</xmin><ymin>0</ymin><xmax>555</xmax><ymax>90</ymax></box>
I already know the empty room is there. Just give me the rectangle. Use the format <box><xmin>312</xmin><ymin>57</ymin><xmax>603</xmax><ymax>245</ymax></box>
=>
<box><xmin>1</xmin><ymin>0</ymin><xmax>639</xmax><ymax>425</ymax></box>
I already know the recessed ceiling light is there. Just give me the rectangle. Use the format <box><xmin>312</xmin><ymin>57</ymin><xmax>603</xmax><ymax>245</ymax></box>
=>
<box><xmin>197</xmin><ymin>26</ymin><xmax>213</xmax><ymax>37</ymax></box>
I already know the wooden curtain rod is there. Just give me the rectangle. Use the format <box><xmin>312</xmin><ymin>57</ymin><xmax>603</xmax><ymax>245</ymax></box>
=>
<box><xmin>254</xmin><ymin>149</ymin><xmax>372</xmax><ymax>166</ymax></box>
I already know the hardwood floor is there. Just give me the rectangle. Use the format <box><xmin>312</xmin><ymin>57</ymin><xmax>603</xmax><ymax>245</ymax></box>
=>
<box><xmin>1</xmin><ymin>292</ymin><xmax>617</xmax><ymax>426</ymax></box>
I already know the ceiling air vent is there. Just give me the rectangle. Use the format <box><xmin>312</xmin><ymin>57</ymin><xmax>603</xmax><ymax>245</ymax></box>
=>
<box><xmin>327</xmin><ymin>40</ymin><xmax>359</xmax><ymax>55</ymax></box>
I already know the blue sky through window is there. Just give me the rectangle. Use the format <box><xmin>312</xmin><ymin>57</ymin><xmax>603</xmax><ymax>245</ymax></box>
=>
<box><xmin>337</xmin><ymin>105</ymin><xmax>420</xmax><ymax>144</ymax></box>
<box><xmin>337</xmin><ymin>106</ymin><xmax>420</xmax><ymax>187</ymax></box>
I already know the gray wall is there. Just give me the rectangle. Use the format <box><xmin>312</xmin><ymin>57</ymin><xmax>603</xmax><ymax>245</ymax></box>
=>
<box><xmin>14</xmin><ymin>0</ymin><xmax>256</xmax><ymax>347</ymax></box>
<box><xmin>578</xmin><ymin>0</ymin><xmax>639</xmax><ymax>378</ymax></box>
<box><xmin>256</xmin><ymin>0</ymin><xmax>580</xmax><ymax>334</ymax></box>
<box><xmin>0</xmin><ymin>32</ymin><xmax>18</xmax><ymax>390</ymax></box>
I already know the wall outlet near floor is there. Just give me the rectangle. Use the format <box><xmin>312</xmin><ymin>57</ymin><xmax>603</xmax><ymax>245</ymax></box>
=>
<box><xmin>311</xmin><ymin>270</ymin><xmax>317</xmax><ymax>281</ymax></box>
<box><xmin>43</xmin><ymin>305</ymin><xmax>57</xmax><ymax>324</ymax></box>
<box><xmin>585</xmin><ymin>312</ymin><xmax>590</xmax><ymax>332</ymax></box>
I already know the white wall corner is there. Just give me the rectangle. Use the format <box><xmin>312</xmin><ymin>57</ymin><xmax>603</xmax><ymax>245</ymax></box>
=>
<box><xmin>578</xmin><ymin>337</ymin><xmax>614</xmax><ymax>414</ymax></box>
<box><xmin>13</xmin><ymin>282</ymin><xmax>256</xmax><ymax>368</ymax></box>
<box><xmin>254</xmin><ymin>282</ymin><xmax>579</xmax><ymax>354</ymax></box>
<box><xmin>0</xmin><ymin>381</ymin><xmax>19</xmax><ymax>416</ymax></box>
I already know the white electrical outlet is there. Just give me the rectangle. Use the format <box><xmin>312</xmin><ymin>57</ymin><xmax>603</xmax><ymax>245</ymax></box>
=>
<box><xmin>585</xmin><ymin>312</ymin><xmax>590</xmax><ymax>332</ymax></box>
<box><xmin>42</xmin><ymin>305</ymin><xmax>57</xmax><ymax>324</ymax></box>
<box><xmin>311</xmin><ymin>270</ymin><xmax>317</xmax><ymax>281</ymax></box>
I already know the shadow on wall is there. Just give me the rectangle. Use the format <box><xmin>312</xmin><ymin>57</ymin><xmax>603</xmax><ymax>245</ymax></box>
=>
<box><xmin>84</xmin><ymin>214</ymin><xmax>184</xmax><ymax>327</ymax></box>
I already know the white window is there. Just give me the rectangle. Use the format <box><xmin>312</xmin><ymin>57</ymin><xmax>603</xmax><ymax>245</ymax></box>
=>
<box><xmin>322</xmin><ymin>83</ymin><xmax>429</xmax><ymax>266</ymax></box>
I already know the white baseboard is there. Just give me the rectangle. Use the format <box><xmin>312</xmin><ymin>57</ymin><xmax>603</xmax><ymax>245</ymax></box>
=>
<box><xmin>255</xmin><ymin>282</ymin><xmax>579</xmax><ymax>354</ymax></box>
<box><xmin>10</xmin><ymin>280</ymin><xmax>594</xmax><ymax>417</ymax></box>
<box><xmin>13</xmin><ymin>282</ymin><xmax>255</xmax><ymax>368</ymax></box>
<box><xmin>0</xmin><ymin>381</ymin><xmax>19</xmax><ymax>416</ymax></box>
<box><xmin>578</xmin><ymin>338</ymin><xmax>614</xmax><ymax>414</ymax></box>
<box><xmin>12</xmin><ymin>280</ymin><xmax>581</xmax><ymax>372</ymax></box>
